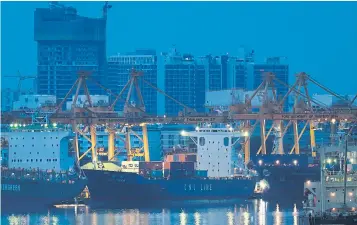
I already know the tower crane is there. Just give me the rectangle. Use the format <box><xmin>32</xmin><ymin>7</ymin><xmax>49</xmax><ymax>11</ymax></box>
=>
<box><xmin>4</xmin><ymin>71</ymin><xmax>37</xmax><ymax>101</ymax></box>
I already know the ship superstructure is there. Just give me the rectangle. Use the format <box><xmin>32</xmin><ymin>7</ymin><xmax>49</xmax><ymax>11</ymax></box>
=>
<box><xmin>1</xmin><ymin>124</ymin><xmax>87</xmax><ymax>210</ymax></box>
<box><xmin>303</xmin><ymin>144</ymin><xmax>357</xmax><ymax>213</ymax></box>
<box><xmin>2</xmin><ymin>124</ymin><xmax>74</xmax><ymax>172</ymax></box>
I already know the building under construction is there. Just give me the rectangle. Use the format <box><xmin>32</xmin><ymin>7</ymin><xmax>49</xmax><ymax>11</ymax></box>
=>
<box><xmin>34</xmin><ymin>2</ymin><xmax>110</xmax><ymax>101</ymax></box>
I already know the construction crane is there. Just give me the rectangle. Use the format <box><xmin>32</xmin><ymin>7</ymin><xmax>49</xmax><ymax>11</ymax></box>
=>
<box><xmin>102</xmin><ymin>1</ymin><xmax>112</xmax><ymax>20</ymax></box>
<box><xmin>4</xmin><ymin>71</ymin><xmax>37</xmax><ymax>99</ymax></box>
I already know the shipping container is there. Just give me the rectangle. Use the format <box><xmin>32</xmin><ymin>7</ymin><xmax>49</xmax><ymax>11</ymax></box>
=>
<box><xmin>185</xmin><ymin>154</ymin><xmax>197</xmax><ymax>162</ymax></box>
<box><xmin>195</xmin><ymin>170</ymin><xmax>208</xmax><ymax>177</ymax></box>
<box><xmin>178</xmin><ymin>154</ymin><xmax>186</xmax><ymax>162</ymax></box>
<box><xmin>173</xmin><ymin>154</ymin><xmax>180</xmax><ymax>162</ymax></box>
<box><xmin>163</xmin><ymin>162</ymin><xmax>171</xmax><ymax>170</ymax></box>
<box><xmin>139</xmin><ymin>161</ymin><xmax>163</xmax><ymax>170</ymax></box>
<box><xmin>165</xmin><ymin>155</ymin><xmax>174</xmax><ymax>162</ymax></box>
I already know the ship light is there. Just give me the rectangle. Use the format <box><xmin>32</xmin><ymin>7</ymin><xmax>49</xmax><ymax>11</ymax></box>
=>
<box><xmin>44</xmin><ymin>124</ymin><xmax>48</xmax><ymax>128</ymax></box>
<box><xmin>53</xmin><ymin>123</ymin><xmax>57</xmax><ymax>127</ymax></box>
<box><xmin>293</xmin><ymin>160</ymin><xmax>298</xmax><ymax>166</ymax></box>
<box><xmin>352</xmin><ymin>207</ymin><xmax>356</xmax><ymax>211</ymax></box>
<box><xmin>259</xmin><ymin>180</ymin><xmax>268</xmax><ymax>190</ymax></box>
<box><xmin>331</xmin><ymin>118</ymin><xmax>336</xmax><ymax>124</ymax></box>
<box><xmin>180</xmin><ymin>130</ymin><xmax>187</xmax><ymax>136</ymax></box>
<box><xmin>349</xmin><ymin>192</ymin><xmax>353</xmax><ymax>197</ymax></box>
<box><xmin>306</xmin><ymin>180</ymin><xmax>311</xmax><ymax>185</ymax></box>
<box><xmin>195</xmin><ymin>126</ymin><xmax>199</xmax><ymax>131</ymax></box>
<box><xmin>275</xmin><ymin>160</ymin><xmax>280</xmax><ymax>165</ymax></box>
<box><xmin>327</xmin><ymin>158</ymin><xmax>332</xmax><ymax>164</ymax></box>
<box><xmin>351</xmin><ymin>159</ymin><xmax>354</xmax><ymax>163</ymax></box>
<box><xmin>229</xmin><ymin>127</ymin><xmax>233</xmax><ymax>131</ymax></box>
<box><xmin>258</xmin><ymin>160</ymin><xmax>263</xmax><ymax>166</ymax></box>
<box><xmin>243</xmin><ymin>131</ymin><xmax>249</xmax><ymax>137</ymax></box>
<box><xmin>332</xmin><ymin>208</ymin><xmax>336</xmax><ymax>211</ymax></box>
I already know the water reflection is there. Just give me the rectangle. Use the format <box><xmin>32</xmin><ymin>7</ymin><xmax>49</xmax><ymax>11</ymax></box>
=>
<box><xmin>3</xmin><ymin>200</ymin><xmax>304</xmax><ymax>225</ymax></box>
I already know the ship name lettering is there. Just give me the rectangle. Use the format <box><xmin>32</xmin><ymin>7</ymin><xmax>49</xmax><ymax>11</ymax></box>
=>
<box><xmin>2</xmin><ymin>184</ymin><xmax>21</xmax><ymax>192</ymax></box>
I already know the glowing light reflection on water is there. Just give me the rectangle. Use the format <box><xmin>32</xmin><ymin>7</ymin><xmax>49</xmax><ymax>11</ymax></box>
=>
<box><xmin>2</xmin><ymin>200</ymin><xmax>304</xmax><ymax>225</ymax></box>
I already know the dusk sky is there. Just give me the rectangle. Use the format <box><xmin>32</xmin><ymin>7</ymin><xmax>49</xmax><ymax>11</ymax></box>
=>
<box><xmin>1</xmin><ymin>1</ymin><xmax>357</xmax><ymax>94</ymax></box>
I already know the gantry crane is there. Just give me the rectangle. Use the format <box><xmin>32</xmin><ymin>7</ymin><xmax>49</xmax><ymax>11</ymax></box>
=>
<box><xmin>2</xmin><ymin>69</ymin><xmax>357</xmax><ymax>166</ymax></box>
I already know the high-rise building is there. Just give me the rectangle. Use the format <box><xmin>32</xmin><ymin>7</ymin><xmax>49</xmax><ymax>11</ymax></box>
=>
<box><xmin>107</xmin><ymin>49</ymin><xmax>158</xmax><ymax>114</ymax></box>
<box><xmin>202</xmin><ymin>53</ymin><xmax>250</xmax><ymax>92</ymax></box>
<box><xmin>34</xmin><ymin>2</ymin><xmax>108</xmax><ymax>101</ymax></box>
<box><xmin>253</xmin><ymin>57</ymin><xmax>289</xmax><ymax>110</ymax></box>
<box><xmin>163</xmin><ymin>48</ymin><xmax>206</xmax><ymax>116</ymax></box>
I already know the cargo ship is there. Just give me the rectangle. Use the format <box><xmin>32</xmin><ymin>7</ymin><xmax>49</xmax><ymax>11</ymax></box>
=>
<box><xmin>1</xmin><ymin>124</ymin><xmax>87</xmax><ymax>210</ymax></box>
<box><xmin>252</xmin><ymin>154</ymin><xmax>320</xmax><ymax>204</ymax></box>
<box><xmin>83</xmin><ymin>126</ymin><xmax>257</xmax><ymax>207</ymax></box>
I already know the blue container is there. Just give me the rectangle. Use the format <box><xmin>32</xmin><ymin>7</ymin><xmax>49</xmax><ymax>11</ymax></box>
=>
<box><xmin>195</xmin><ymin>170</ymin><xmax>208</xmax><ymax>177</ymax></box>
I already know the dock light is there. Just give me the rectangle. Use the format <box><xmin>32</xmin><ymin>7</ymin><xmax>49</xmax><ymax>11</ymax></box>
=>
<box><xmin>53</xmin><ymin>123</ymin><xmax>57</xmax><ymax>127</ymax></box>
<box><xmin>258</xmin><ymin>160</ymin><xmax>263</xmax><ymax>166</ymax></box>
<box><xmin>226</xmin><ymin>124</ymin><xmax>230</xmax><ymax>128</ymax></box>
<box><xmin>352</xmin><ymin>207</ymin><xmax>356</xmax><ymax>211</ymax></box>
<box><xmin>243</xmin><ymin>131</ymin><xmax>249</xmax><ymax>137</ymax></box>
<box><xmin>229</xmin><ymin>127</ymin><xmax>233</xmax><ymax>131</ymax></box>
<box><xmin>331</xmin><ymin>118</ymin><xmax>336</xmax><ymax>124</ymax></box>
<box><xmin>180</xmin><ymin>130</ymin><xmax>187</xmax><ymax>136</ymax></box>
<box><xmin>306</xmin><ymin>180</ymin><xmax>311</xmax><ymax>185</ymax></box>
<box><xmin>22</xmin><ymin>124</ymin><xmax>26</xmax><ymax>127</ymax></box>
<box><xmin>195</xmin><ymin>126</ymin><xmax>199</xmax><ymax>131</ymax></box>
<box><xmin>332</xmin><ymin>208</ymin><xmax>336</xmax><ymax>211</ymax></box>
<box><xmin>10</xmin><ymin>124</ymin><xmax>14</xmax><ymax>127</ymax></box>
<box><xmin>44</xmin><ymin>124</ymin><xmax>48</xmax><ymax>127</ymax></box>
<box><xmin>293</xmin><ymin>160</ymin><xmax>298</xmax><ymax>165</ymax></box>
<box><xmin>333</xmin><ymin>159</ymin><xmax>337</xmax><ymax>163</ymax></box>
<box><xmin>18</xmin><ymin>124</ymin><xmax>22</xmax><ymax>127</ymax></box>
<box><xmin>327</xmin><ymin>158</ymin><xmax>332</xmax><ymax>164</ymax></box>
<box><xmin>330</xmin><ymin>192</ymin><xmax>336</xmax><ymax>197</ymax></box>
<box><xmin>351</xmin><ymin>159</ymin><xmax>354</xmax><ymax>163</ymax></box>
<box><xmin>275</xmin><ymin>160</ymin><xmax>280</xmax><ymax>165</ymax></box>
<box><xmin>14</xmin><ymin>123</ymin><xmax>18</xmax><ymax>128</ymax></box>
<box><xmin>349</xmin><ymin>192</ymin><xmax>353</xmax><ymax>197</ymax></box>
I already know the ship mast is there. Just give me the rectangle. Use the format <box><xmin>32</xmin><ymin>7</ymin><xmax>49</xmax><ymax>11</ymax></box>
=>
<box><xmin>343</xmin><ymin>133</ymin><xmax>348</xmax><ymax>207</ymax></box>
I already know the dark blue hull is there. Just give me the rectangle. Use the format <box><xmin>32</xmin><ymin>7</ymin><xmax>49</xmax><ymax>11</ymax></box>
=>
<box><xmin>84</xmin><ymin>169</ymin><xmax>256</xmax><ymax>207</ymax></box>
<box><xmin>1</xmin><ymin>178</ymin><xmax>87</xmax><ymax>211</ymax></box>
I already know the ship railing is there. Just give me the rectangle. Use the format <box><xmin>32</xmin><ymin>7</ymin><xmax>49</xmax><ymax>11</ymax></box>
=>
<box><xmin>1</xmin><ymin>168</ymin><xmax>82</xmax><ymax>184</ymax></box>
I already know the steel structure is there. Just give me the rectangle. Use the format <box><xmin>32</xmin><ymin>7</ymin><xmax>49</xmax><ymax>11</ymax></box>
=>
<box><xmin>2</xmin><ymin>69</ymin><xmax>357</xmax><ymax>166</ymax></box>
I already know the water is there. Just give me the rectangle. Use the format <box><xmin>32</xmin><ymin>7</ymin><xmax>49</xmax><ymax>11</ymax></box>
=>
<box><xmin>1</xmin><ymin>200</ymin><xmax>307</xmax><ymax>225</ymax></box>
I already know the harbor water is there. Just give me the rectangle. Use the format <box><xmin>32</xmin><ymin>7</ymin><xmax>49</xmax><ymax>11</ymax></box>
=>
<box><xmin>1</xmin><ymin>200</ymin><xmax>306</xmax><ymax>225</ymax></box>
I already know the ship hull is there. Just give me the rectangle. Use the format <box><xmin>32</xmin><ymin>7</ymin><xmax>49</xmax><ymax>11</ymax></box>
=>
<box><xmin>258</xmin><ymin>166</ymin><xmax>320</xmax><ymax>205</ymax></box>
<box><xmin>84</xmin><ymin>169</ymin><xmax>256</xmax><ymax>207</ymax></box>
<box><xmin>1</xmin><ymin>178</ymin><xmax>87</xmax><ymax>211</ymax></box>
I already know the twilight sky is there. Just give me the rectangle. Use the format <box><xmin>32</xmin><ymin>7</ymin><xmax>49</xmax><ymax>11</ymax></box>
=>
<box><xmin>1</xmin><ymin>1</ymin><xmax>357</xmax><ymax>94</ymax></box>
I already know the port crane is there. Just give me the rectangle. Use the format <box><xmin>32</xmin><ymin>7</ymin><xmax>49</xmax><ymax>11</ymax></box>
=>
<box><xmin>2</xmin><ymin>69</ymin><xmax>356</xmax><ymax>166</ymax></box>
